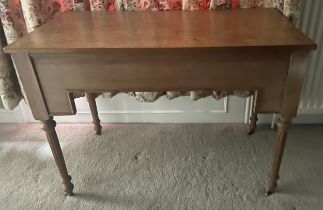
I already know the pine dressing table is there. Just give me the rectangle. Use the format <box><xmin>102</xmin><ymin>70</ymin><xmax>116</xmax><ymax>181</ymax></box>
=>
<box><xmin>3</xmin><ymin>8</ymin><xmax>316</xmax><ymax>196</ymax></box>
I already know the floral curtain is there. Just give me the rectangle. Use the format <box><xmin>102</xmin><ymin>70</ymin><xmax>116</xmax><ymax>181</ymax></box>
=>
<box><xmin>0</xmin><ymin>0</ymin><xmax>303</xmax><ymax>110</ymax></box>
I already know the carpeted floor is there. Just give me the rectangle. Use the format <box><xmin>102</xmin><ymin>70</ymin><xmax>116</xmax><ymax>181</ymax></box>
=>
<box><xmin>0</xmin><ymin>123</ymin><xmax>322</xmax><ymax>210</ymax></box>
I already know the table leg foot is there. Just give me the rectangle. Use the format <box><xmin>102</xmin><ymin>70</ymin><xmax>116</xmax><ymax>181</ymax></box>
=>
<box><xmin>266</xmin><ymin>177</ymin><xmax>278</xmax><ymax>195</ymax></box>
<box><xmin>64</xmin><ymin>175</ymin><xmax>74</xmax><ymax>196</ymax></box>
<box><xmin>266</xmin><ymin>117</ymin><xmax>290</xmax><ymax>195</ymax></box>
<box><xmin>265</xmin><ymin>191</ymin><xmax>272</xmax><ymax>196</ymax></box>
<box><xmin>248</xmin><ymin>113</ymin><xmax>258</xmax><ymax>135</ymax></box>
<box><xmin>41</xmin><ymin>117</ymin><xmax>74</xmax><ymax>196</ymax></box>
<box><xmin>86</xmin><ymin>93</ymin><xmax>102</xmax><ymax>135</ymax></box>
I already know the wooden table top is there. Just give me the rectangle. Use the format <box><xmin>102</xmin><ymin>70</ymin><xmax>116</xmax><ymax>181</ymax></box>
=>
<box><xmin>4</xmin><ymin>8</ymin><xmax>316</xmax><ymax>54</ymax></box>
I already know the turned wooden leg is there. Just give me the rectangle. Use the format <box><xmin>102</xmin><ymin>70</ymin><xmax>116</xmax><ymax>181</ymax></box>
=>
<box><xmin>86</xmin><ymin>93</ymin><xmax>102</xmax><ymax>135</ymax></box>
<box><xmin>248</xmin><ymin>90</ymin><xmax>258</xmax><ymax>135</ymax></box>
<box><xmin>40</xmin><ymin>117</ymin><xmax>74</xmax><ymax>196</ymax></box>
<box><xmin>265</xmin><ymin>117</ymin><xmax>290</xmax><ymax>196</ymax></box>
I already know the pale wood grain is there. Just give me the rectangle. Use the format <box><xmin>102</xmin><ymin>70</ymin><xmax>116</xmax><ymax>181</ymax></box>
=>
<box><xmin>11</xmin><ymin>54</ymin><xmax>49</xmax><ymax>120</ymax></box>
<box><xmin>4</xmin><ymin>9</ymin><xmax>316</xmax><ymax>53</ymax></box>
<box><xmin>30</xmin><ymin>49</ymin><xmax>290</xmax><ymax>115</ymax></box>
<box><xmin>40</xmin><ymin>117</ymin><xmax>74</xmax><ymax>196</ymax></box>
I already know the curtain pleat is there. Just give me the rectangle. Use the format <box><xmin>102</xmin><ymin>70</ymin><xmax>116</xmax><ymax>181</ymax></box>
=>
<box><xmin>0</xmin><ymin>0</ymin><xmax>303</xmax><ymax>109</ymax></box>
<box><xmin>0</xmin><ymin>18</ymin><xmax>21</xmax><ymax>110</ymax></box>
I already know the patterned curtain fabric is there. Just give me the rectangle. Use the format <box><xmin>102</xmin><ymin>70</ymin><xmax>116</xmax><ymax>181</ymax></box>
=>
<box><xmin>0</xmin><ymin>0</ymin><xmax>303</xmax><ymax>109</ymax></box>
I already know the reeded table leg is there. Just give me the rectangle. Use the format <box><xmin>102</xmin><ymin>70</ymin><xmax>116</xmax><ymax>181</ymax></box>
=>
<box><xmin>86</xmin><ymin>93</ymin><xmax>102</xmax><ymax>135</ymax></box>
<box><xmin>40</xmin><ymin>117</ymin><xmax>74</xmax><ymax>196</ymax></box>
<box><xmin>248</xmin><ymin>90</ymin><xmax>258</xmax><ymax>135</ymax></box>
<box><xmin>265</xmin><ymin>117</ymin><xmax>290</xmax><ymax>196</ymax></box>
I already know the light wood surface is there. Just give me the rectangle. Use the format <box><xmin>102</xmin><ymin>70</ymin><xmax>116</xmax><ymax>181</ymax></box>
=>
<box><xmin>11</xmin><ymin>54</ymin><xmax>49</xmax><ymax>120</ymax></box>
<box><xmin>4</xmin><ymin>9</ymin><xmax>316</xmax><ymax>54</ymax></box>
<box><xmin>248</xmin><ymin>90</ymin><xmax>258</xmax><ymax>135</ymax></box>
<box><xmin>4</xmin><ymin>9</ymin><xmax>317</xmax><ymax>196</ymax></box>
<box><xmin>40</xmin><ymin>117</ymin><xmax>74</xmax><ymax>196</ymax></box>
<box><xmin>86</xmin><ymin>93</ymin><xmax>102</xmax><ymax>135</ymax></box>
<box><xmin>266</xmin><ymin>51</ymin><xmax>309</xmax><ymax>195</ymax></box>
<box><xmin>31</xmin><ymin>49</ymin><xmax>290</xmax><ymax>116</ymax></box>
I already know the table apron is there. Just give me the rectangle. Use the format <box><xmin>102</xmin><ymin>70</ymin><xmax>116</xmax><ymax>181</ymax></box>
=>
<box><xmin>24</xmin><ymin>50</ymin><xmax>291</xmax><ymax>117</ymax></box>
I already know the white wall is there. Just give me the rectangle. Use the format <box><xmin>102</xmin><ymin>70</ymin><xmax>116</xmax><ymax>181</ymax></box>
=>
<box><xmin>2</xmin><ymin>94</ymin><xmax>323</xmax><ymax>125</ymax></box>
<box><xmin>2</xmin><ymin>95</ymin><xmax>248</xmax><ymax>123</ymax></box>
